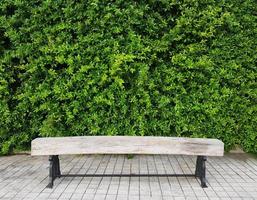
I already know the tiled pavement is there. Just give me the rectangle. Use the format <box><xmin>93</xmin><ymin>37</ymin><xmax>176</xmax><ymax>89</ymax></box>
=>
<box><xmin>0</xmin><ymin>153</ymin><xmax>257</xmax><ymax>200</ymax></box>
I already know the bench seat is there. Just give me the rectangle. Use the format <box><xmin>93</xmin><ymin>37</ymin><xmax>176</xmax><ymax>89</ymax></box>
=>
<box><xmin>31</xmin><ymin>136</ymin><xmax>223</xmax><ymax>156</ymax></box>
<box><xmin>31</xmin><ymin>136</ymin><xmax>224</xmax><ymax>189</ymax></box>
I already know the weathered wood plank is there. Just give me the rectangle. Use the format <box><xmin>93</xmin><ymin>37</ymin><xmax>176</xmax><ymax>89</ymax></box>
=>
<box><xmin>31</xmin><ymin>136</ymin><xmax>224</xmax><ymax>156</ymax></box>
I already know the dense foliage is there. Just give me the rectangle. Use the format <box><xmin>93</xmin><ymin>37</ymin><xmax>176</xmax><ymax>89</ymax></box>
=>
<box><xmin>0</xmin><ymin>0</ymin><xmax>256</xmax><ymax>154</ymax></box>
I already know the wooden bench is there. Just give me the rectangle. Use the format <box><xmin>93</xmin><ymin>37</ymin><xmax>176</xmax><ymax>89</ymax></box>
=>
<box><xmin>31</xmin><ymin>136</ymin><xmax>224</xmax><ymax>188</ymax></box>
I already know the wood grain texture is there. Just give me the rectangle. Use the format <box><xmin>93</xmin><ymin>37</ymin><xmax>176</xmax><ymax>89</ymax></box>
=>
<box><xmin>31</xmin><ymin>136</ymin><xmax>224</xmax><ymax>156</ymax></box>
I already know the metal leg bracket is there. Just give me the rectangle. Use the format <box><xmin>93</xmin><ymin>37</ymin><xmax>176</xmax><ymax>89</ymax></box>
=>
<box><xmin>195</xmin><ymin>156</ymin><xmax>207</xmax><ymax>188</ymax></box>
<box><xmin>46</xmin><ymin>155</ymin><xmax>61</xmax><ymax>188</ymax></box>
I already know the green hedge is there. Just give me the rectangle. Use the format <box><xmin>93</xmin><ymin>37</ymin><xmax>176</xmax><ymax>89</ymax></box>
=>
<box><xmin>0</xmin><ymin>0</ymin><xmax>256</xmax><ymax>154</ymax></box>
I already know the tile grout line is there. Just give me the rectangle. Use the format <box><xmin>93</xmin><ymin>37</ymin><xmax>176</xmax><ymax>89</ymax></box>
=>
<box><xmin>81</xmin><ymin>155</ymin><xmax>106</xmax><ymax>200</ymax></box>
<box><xmin>115</xmin><ymin>155</ymin><xmax>126</xmax><ymax>200</ymax></box>
<box><xmin>104</xmin><ymin>154</ymin><xmax>119</xmax><ymax>199</ymax></box>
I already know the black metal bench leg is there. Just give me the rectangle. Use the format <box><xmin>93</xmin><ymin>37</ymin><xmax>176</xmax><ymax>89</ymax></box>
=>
<box><xmin>195</xmin><ymin>156</ymin><xmax>207</xmax><ymax>188</ymax></box>
<box><xmin>47</xmin><ymin>155</ymin><xmax>60</xmax><ymax>188</ymax></box>
<box><xmin>47</xmin><ymin>155</ymin><xmax>55</xmax><ymax>188</ymax></box>
<box><xmin>55</xmin><ymin>155</ymin><xmax>61</xmax><ymax>178</ymax></box>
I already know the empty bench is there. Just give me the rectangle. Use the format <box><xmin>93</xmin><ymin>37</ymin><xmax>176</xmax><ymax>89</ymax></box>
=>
<box><xmin>31</xmin><ymin>136</ymin><xmax>224</xmax><ymax>188</ymax></box>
